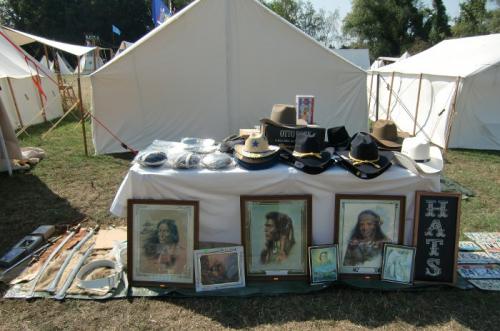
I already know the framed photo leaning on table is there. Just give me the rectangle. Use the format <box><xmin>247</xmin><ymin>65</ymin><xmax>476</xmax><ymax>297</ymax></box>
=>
<box><xmin>309</xmin><ymin>245</ymin><xmax>339</xmax><ymax>284</ymax></box>
<box><xmin>381</xmin><ymin>244</ymin><xmax>416</xmax><ymax>285</ymax></box>
<box><xmin>334</xmin><ymin>194</ymin><xmax>405</xmax><ymax>279</ymax></box>
<box><xmin>194</xmin><ymin>246</ymin><xmax>245</xmax><ymax>292</ymax></box>
<box><xmin>241</xmin><ymin>195</ymin><xmax>312</xmax><ymax>281</ymax></box>
<box><xmin>127</xmin><ymin>199</ymin><xmax>199</xmax><ymax>288</ymax></box>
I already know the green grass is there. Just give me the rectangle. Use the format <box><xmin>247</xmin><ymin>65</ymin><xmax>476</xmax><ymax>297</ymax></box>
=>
<box><xmin>0</xmin><ymin>118</ymin><xmax>499</xmax><ymax>330</ymax></box>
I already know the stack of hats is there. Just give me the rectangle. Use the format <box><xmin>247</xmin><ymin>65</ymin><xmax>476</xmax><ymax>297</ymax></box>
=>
<box><xmin>234</xmin><ymin>133</ymin><xmax>280</xmax><ymax>170</ymax></box>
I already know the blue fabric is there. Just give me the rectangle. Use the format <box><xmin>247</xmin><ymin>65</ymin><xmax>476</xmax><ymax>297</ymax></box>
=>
<box><xmin>152</xmin><ymin>0</ymin><xmax>171</xmax><ymax>27</ymax></box>
<box><xmin>112</xmin><ymin>25</ymin><xmax>121</xmax><ymax>36</ymax></box>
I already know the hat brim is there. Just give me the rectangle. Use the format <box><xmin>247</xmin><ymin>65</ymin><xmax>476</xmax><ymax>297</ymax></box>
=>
<box><xmin>234</xmin><ymin>144</ymin><xmax>279</xmax><ymax>159</ymax></box>
<box><xmin>260</xmin><ymin>118</ymin><xmax>307</xmax><ymax>129</ymax></box>
<box><xmin>338</xmin><ymin>150</ymin><xmax>393</xmax><ymax>178</ymax></box>
<box><xmin>395</xmin><ymin>146</ymin><xmax>443</xmax><ymax>174</ymax></box>
<box><xmin>370</xmin><ymin>131</ymin><xmax>410</xmax><ymax>150</ymax></box>
<box><xmin>235</xmin><ymin>153</ymin><xmax>279</xmax><ymax>170</ymax></box>
<box><xmin>280</xmin><ymin>150</ymin><xmax>334</xmax><ymax>174</ymax></box>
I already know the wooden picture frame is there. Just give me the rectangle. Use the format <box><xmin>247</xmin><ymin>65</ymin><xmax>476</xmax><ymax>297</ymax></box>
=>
<box><xmin>413</xmin><ymin>191</ymin><xmax>461</xmax><ymax>284</ymax></box>
<box><xmin>334</xmin><ymin>194</ymin><xmax>406</xmax><ymax>280</ymax></box>
<box><xmin>127</xmin><ymin>199</ymin><xmax>199</xmax><ymax>288</ymax></box>
<box><xmin>240</xmin><ymin>195</ymin><xmax>312</xmax><ymax>281</ymax></box>
<box><xmin>381</xmin><ymin>244</ymin><xmax>416</xmax><ymax>285</ymax></box>
<box><xmin>194</xmin><ymin>246</ymin><xmax>245</xmax><ymax>292</ymax></box>
<box><xmin>309</xmin><ymin>245</ymin><xmax>339</xmax><ymax>284</ymax></box>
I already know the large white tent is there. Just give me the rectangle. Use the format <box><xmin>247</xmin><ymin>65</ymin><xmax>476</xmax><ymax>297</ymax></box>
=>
<box><xmin>0</xmin><ymin>29</ymin><xmax>63</xmax><ymax>129</ymax></box>
<box><xmin>40</xmin><ymin>53</ymin><xmax>74</xmax><ymax>75</ymax></box>
<box><xmin>369</xmin><ymin>34</ymin><xmax>500</xmax><ymax>150</ymax></box>
<box><xmin>90</xmin><ymin>0</ymin><xmax>368</xmax><ymax>154</ymax></box>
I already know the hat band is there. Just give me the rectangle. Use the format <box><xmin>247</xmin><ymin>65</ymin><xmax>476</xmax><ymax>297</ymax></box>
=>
<box><xmin>293</xmin><ymin>151</ymin><xmax>322</xmax><ymax>159</ymax></box>
<box><xmin>415</xmin><ymin>158</ymin><xmax>431</xmax><ymax>163</ymax></box>
<box><xmin>348</xmin><ymin>153</ymin><xmax>381</xmax><ymax>169</ymax></box>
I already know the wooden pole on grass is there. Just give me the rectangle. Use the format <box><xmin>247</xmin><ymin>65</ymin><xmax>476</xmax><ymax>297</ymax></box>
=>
<box><xmin>6</xmin><ymin>77</ymin><xmax>24</xmax><ymax>128</ymax></box>
<box><xmin>77</xmin><ymin>55</ymin><xmax>89</xmax><ymax>156</ymax></box>
<box><xmin>444</xmin><ymin>77</ymin><xmax>462</xmax><ymax>152</ymax></box>
<box><xmin>386</xmin><ymin>71</ymin><xmax>395</xmax><ymax>120</ymax></box>
<box><xmin>413</xmin><ymin>73</ymin><xmax>423</xmax><ymax>136</ymax></box>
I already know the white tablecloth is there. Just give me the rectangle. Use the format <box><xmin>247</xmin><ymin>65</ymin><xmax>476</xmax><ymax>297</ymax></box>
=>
<box><xmin>111</xmin><ymin>163</ymin><xmax>440</xmax><ymax>245</ymax></box>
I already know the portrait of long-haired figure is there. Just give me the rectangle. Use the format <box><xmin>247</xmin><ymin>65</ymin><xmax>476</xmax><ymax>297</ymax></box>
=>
<box><xmin>129</xmin><ymin>200</ymin><xmax>198</xmax><ymax>286</ymax></box>
<box><xmin>242</xmin><ymin>196</ymin><xmax>311</xmax><ymax>280</ymax></box>
<box><xmin>335</xmin><ymin>195</ymin><xmax>404</xmax><ymax>277</ymax></box>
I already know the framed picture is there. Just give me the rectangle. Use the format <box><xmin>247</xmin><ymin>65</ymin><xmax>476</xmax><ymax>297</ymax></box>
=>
<box><xmin>413</xmin><ymin>191</ymin><xmax>461</xmax><ymax>284</ymax></box>
<box><xmin>240</xmin><ymin>195</ymin><xmax>312</xmax><ymax>281</ymax></box>
<box><xmin>194</xmin><ymin>246</ymin><xmax>245</xmax><ymax>292</ymax></box>
<box><xmin>334</xmin><ymin>194</ymin><xmax>405</xmax><ymax>279</ymax></box>
<box><xmin>381</xmin><ymin>244</ymin><xmax>416</xmax><ymax>284</ymax></box>
<box><xmin>309</xmin><ymin>245</ymin><xmax>339</xmax><ymax>284</ymax></box>
<box><xmin>127</xmin><ymin>199</ymin><xmax>199</xmax><ymax>287</ymax></box>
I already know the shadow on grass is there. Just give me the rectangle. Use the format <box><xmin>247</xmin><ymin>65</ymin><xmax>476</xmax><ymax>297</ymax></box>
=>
<box><xmin>168</xmin><ymin>287</ymin><xmax>500</xmax><ymax>329</ymax></box>
<box><xmin>0</xmin><ymin>172</ymin><xmax>85</xmax><ymax>255</ymax></box>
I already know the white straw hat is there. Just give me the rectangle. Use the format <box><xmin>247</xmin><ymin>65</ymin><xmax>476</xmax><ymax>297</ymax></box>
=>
<box><xmin>394</xmin><ymin>137</ymin><xmax>443</xmax><ymax>174</ymax></box>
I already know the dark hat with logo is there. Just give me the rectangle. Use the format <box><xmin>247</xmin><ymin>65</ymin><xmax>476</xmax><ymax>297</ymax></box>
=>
<box><xmin>337</xmin><ymin>132</ymin><xmax>393</xmax><ymax>179</ymax></box>
<box><xmin>280</xmin><ymin>129</ymin><xmax>333</xmax><ymax>175</ymax></box>
<box><xmin>234</xmin><ymin>133</ymin><xmax>280</xmax><ymax>170</ymax></box>
<box><xmin>327</xmin><ymin>126</ymin><xmax>351</xmax><ymax>151</ymax></box>
<box><xmin>370</xmin><ymin>120</ymin><xmax>410</xmax><ymax>151</ymax></box>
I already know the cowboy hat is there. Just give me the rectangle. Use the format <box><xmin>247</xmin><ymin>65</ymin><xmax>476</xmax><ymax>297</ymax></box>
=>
<box><xmin>234</xmin><ymin>133</ymin><xmax>280</xmax><ymax>170</ymax></box>
<box><xmin>337</xmin><ymin>132</ymin><xmax>393</xmax><ymax>179</ymax></box>
<box><xmin>393</xmin><ymin>137</ymin><xmax>443</xmax><ymax>174</ymax></box>
<box><xmin>327</xmin><ymin>126</ymin><xmax>351</xmax><ymax>151</ymax></box>
<box><xmin>280</xmin><ymin>129</ymin><xmax>333</xmax><ymax>175</ymax></box>
<box><xmin>260</xmin><ymin>104</ymin><xmax>307</xmax><ymax>129</ymax></box>
<box><xmin>370</xmin><ymin>120</ymin><xmax>410</xmax><ymax>150</ymax></box>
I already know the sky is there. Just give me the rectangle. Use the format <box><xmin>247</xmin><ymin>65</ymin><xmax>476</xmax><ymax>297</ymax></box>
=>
<box><xmin>309</xmin><ymin>0</ymin><xmax>492</xmax><ymax>21</ymax></box>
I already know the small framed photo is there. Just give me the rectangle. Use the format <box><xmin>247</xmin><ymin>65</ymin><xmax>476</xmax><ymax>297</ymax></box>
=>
<box><xmin>127</xmin><ymin>199</ymin><xmax>199</xmax><ymax>287</ymax></box>
<box><xmin>335</xmin><ymin>194</ymin><xmax>405</xmax><ymax>279</ymax></box>
<box><xmin>194</xmin><ymin>246</ymin><xmax>245</xmax><ymax>292</ymax></box>
<box><xmin>381</xmin><ymin>244</ymin><xmax>416</xmax><ymax>284</ymax></box>
<box><xmin>309</xmin><ymin>245</ymin><xmax>339</xmax><ymax>284</ymax></box>
<box><xmin>241</xmin><ymin>195</ymin><xmax>312</xmax><ymax>281</ymax></box>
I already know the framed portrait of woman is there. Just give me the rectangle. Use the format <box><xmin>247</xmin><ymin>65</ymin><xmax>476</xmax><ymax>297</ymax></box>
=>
<box><xmin>127</xmin><ymin>199</ymin><xmax>199</xmax><ymax>287</ymax></box>
<box><xmin>240</xmin><ymin>195</ymin><xmax>312</xmax><ymax>281</ymax></box>
<box><xmin>334</xmin><ymin>194</ymin><xmax>405</xmax><ymax>279</ymax></box>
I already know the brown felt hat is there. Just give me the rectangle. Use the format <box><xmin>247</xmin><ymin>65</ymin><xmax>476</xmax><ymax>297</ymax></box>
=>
<box><xmin>261</xmin><ymin>104</ymin><xmax>307</xmax><ymax>128</ymax></box>
<box><xmin>370</xmin><ymin>120</ymin><xmax>410</xmax><ymax>150</ymax></box>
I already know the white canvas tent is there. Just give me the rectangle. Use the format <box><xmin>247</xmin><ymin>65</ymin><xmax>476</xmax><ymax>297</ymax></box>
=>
<box><xmin>75</xmin><ymin>51</ymin><xmax>105</xmax><ymax>75</ymax></box>
<box><xmin>116</xmin><ymin>41</ymin><xmax>133</xmax><ymax>56</ymax></box>
<box><xmin>0</xmin><ymin>29</ymin><xmax>63</xmax><ymax>129</ymax></box>
<box><xmin>369</xmin><ymin>34</ymin><xmax>500</xmax><ymax>150</ymax></box>
<box><xmin>90</xmin><ymin>0</ymin><xmax>368</xmax><ymax>154</ymax></box>
<box><xmin>0</xmin><ymin>98</ymin><xmax>22</xmax><ymax>174</ymax></box>
<box><xmin>40</xmin><ymin>53</ymin><xmax>74</xmax><ymax>75</ymax></box>
<box><xmin>370</xmin><ymin>52</ymin><xmax>410</xmax><ymax>70</ymax></box>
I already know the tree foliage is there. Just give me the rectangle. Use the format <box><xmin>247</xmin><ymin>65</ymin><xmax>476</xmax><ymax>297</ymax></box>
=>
<box><xmin>427</xmin><ymin>0</ymin><xmax>451</xmax><ymax>44</ymax></box>
<box><xmin>343</xmin><ymin>0</ymin><xmax>426</xmax><ymax>59</ymax></box>
<box><xmin>262</xmin><ymin>0</ymin><xmax>342</xmax><ymax>48</ymax></box>
<box><xmin>452</xmin><ymin>0</ymin><xmax>490</xmax><ymax>37</ymax></box>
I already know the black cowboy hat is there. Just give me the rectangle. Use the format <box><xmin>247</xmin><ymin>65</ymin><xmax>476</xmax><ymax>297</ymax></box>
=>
<box><xmin>337</xmin><ymin>132</ymin><xmax>393</xmax><ymax>179</ymax></box>
<box><xmin>280</xmin><ymin>129</ymin><xmax>333</xmax><ymax>175</ymax></box>
<box><xmin>327</xmin><ymin>126</ymin><xmax>351</xmax><ymax>151</ymax></box>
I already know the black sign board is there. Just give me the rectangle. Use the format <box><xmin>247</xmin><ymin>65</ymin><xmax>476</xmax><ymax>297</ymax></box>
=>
<box><xmin>261</xmin><ymin>121</ymin><xmax>325</xmax><ymax>149</ymax></box>
<box><xmin>413</xmin><ymin>191</ymin><xmax>461</xmax><ymax>284</ymax></box>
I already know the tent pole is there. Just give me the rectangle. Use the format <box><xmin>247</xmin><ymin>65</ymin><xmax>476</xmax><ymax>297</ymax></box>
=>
<box><xmin>375</xmin><ymin>74</ymin><xmax>380</xmax><ymax>121</ymax></box>
<box><xmin>386</xmin><ymin>71</ymin><xmax>395</xmax><ymax>120</ymax></box>
<box><xmin>93</xmin><ymin>48</ymin><xmax>97</xmax><ymax>72</ymax></box>
<box><xmin>367</xmin><ymin>72</ymin><xmax>374</xmax><ymax>116</ymax></box>
<box><xmin>35</xmin><ymin>75</ymin><xmax>47</xmax><ymax>122</ymax></box>
<box><xmin>77</xmin><ymin>55</ymin><xmax>89</xmax><ymax>156</ymax></box>
<box><xmin>413</xmin><ymin>73</ymin><xmax>423</xmax><ymax>136</ymax></box>
<box><xmin>43</xmin><ymin>45</ymin><xmax>51</xmax><ymax>69</ymax></box>
<box><xmin>445</xmin><ymin>77</ymin><xmax>462</xmax><ymax>151</ymax></box>
<box><xmin>6</xmin><ymin>77</ymin><xmax>24</xmax><ymax>128</ymax></box>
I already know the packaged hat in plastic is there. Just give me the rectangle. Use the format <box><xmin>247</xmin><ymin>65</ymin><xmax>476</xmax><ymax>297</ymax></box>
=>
<box><xmin>201</xmin><ymin>152</ymin><xmax>235</xmax><ymax>170</ymax></box>
<box><xmin>168</xmin><ymin>150</ymin><xmax>202</xmax><ymax>169</ymax></box>
<box><xmin>181</xmin><ymin>137</ymin><xmax>218</xmax><ymax>154</ymax></box>
<box><xmin>137</xmin><ymin>151</ymin><xmax>168</xmax><ymax>168</ymax></box>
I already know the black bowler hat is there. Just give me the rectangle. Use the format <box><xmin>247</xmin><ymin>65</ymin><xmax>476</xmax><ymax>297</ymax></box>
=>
<box><xmin>337</xmin><ymin>132</ymin><xmax>393</xmax><ymax>179</ymax></box>
<box><xmin>280</xmin><ymin>129</ymin><xmax>333</xmax><ymax>175</ymax></box>
<box><xmin>327</xmin><ymin>126</ymin><xmax>351</xmax><ymax>151</ymax></box>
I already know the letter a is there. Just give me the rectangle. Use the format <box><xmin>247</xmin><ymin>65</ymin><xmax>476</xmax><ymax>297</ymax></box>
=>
<box><xmin>424</xmin><ymin>219</ymin><xmax>446</xmax><ymax>238</ymax></box>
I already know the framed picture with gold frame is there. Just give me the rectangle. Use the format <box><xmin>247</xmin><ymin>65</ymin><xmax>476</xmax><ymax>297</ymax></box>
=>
<box><xmin>334</xmin><ymin>194</ymin><xmax>405</xmax><ymax>279</ymax></box>
<box><xmin>127</xmin><ymin>199</ymin><xmax>199</xmax><ymax>288</ymax></box>
<box><xmin>240</xmin><ymin>195</ymin><xmax>312</xmax><ymax>281</ymax></box>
